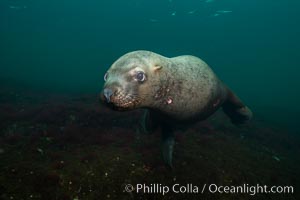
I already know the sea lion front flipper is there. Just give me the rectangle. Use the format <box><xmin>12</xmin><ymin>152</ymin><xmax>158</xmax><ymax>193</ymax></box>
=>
<box><xmin>222</xmin><ymin>87</ymin><xmax>253</xmax><ymax>124</ymax></box>
<box><xmin>161</xmin><ymin>125</ymin><xmax>175</xmax><ymax>168</ymax></box>
<box><xmin>139</xmin><ymin>110</ymin><xmax>159</xmax><ymax>134</ymax></box>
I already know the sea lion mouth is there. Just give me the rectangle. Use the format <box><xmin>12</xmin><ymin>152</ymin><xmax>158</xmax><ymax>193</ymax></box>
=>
<box><xmin>101</xmin><ymin>90</ymin><xmax>141</xmax><ymax>111</ymax></box>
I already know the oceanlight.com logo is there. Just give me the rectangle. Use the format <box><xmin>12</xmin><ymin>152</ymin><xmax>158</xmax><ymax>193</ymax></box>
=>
<box><xmin>124</xmin><ymin>183</ymin><xmax>294</xmax><ymax>196</ymax></box>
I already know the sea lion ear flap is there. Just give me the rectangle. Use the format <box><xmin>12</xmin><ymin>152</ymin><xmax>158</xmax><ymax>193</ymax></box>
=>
<box><xmin>153</xmin><ymin>64</ymin><xmax>163</xmax><ymax>71</ymax></box>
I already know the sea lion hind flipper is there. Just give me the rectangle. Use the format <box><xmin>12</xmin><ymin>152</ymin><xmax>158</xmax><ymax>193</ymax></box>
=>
<box><xmin>222</xmin><ymin>88</ymin><xmax>253</xmax><ymax>124</ymax></box>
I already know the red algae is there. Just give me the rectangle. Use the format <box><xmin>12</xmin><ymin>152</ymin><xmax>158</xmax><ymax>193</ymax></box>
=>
<box><xmin>52</xmin><ymin>160</ymin><xmax>66</xmax><ymax>170</ymax></box>
<box><xmin>80</xmin><ymin>152</ymin><xmax>98</xmax><ymax>163</ymax></box>
<box><xmin>0</xmin><ymin>90</ymin><xmax>299</xmax><ymax>200</ymax></box>
<box><xmin>4</xmin><ymin>132</ymin><xmax>23</xmax><ymax>145</ymax></box>
<box><xmin>41</xmin><ymin>171</ymin><xmax>61</xmax><ymax>187</ymax></box>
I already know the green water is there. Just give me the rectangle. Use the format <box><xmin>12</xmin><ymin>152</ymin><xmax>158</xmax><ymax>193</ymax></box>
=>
<box><xmin>0</xmin><ymin>1</ymin><xmax>300</xmax><ymax>199</ymax></box>
<box><xmin>0</xmin><ymin>0</ymin><xmax>299</xmax><ymax>122</ymax></box>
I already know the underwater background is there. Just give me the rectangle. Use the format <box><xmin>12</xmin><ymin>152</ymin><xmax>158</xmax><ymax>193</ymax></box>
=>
<box><xmin>0</xmin><ymin>0</ymin><xmax>299</xmax><ymax>199</ymax></box>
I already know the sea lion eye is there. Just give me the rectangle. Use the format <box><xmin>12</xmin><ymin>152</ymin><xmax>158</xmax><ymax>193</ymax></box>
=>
<box><xmin>104</xmin><ymin>72</ymin><xmax>108</xmax><ymax>81</ymax></box>
<box><xmin>136</xmin><ymin>71</ymin><xmax>146</xmax><ymax>82</ymax></box>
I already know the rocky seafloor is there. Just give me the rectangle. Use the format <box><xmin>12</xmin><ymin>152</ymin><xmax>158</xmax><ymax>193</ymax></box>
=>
<box><xmin>0</xmin><ymin>88</ymin><xmax>299</xmax><ymax>200</ymax></box>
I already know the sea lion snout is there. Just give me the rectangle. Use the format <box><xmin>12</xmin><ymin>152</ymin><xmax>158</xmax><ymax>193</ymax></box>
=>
<box><xmin>101</xmin><ymin>85</ymin><xmax>140</xmax><ymax>110</ymax></box>
<box><xmin>103</xmin><ymin>88</ymin><xmax>113</xmax><ymax>103</ymax></box>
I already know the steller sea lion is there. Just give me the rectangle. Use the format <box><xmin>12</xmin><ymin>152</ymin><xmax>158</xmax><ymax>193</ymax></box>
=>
<box><xmin>100</xmin><ymin>50</ymin><xmax>252</xmax><ymax>167</ymax></box>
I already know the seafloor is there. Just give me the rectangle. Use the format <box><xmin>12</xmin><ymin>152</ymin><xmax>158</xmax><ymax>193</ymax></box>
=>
<box><xmin>0</xmin><ymin>87</ymin><xmax>299</xmax><ymax>200</ymax></box>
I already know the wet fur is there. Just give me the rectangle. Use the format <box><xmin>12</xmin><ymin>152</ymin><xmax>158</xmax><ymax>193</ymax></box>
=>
<box><xmin>101</xmin><ymin>50</ymin><xmax>252</xmax><ymax>167</ymax></box>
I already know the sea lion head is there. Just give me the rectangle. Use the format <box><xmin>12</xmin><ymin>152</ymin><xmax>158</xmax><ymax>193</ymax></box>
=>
<box><xmin>100</xmin><ymin>51</ymin><xmax>166</xmax><ymax>111</ymax></box>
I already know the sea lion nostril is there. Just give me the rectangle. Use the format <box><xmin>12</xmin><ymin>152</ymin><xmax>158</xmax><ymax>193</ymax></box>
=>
<box><xmin>103</xmin><ymin>88</ymin><xmax>113</xmax><ymax>103</ymax></box>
